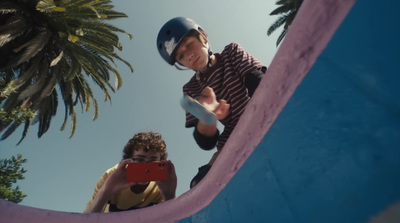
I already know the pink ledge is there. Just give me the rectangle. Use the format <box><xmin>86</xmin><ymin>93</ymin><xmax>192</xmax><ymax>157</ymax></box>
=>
<box><xmin>0</xmin><ymin>0</ymin><xmax>356</xmax><ymax>222</ymax></box>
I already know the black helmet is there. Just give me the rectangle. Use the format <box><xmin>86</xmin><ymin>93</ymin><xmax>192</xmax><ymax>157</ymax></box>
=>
<box><xmin>157</xmin><ymin>17</ymin><xmax>203</xmax><ymax>65</ymax></box>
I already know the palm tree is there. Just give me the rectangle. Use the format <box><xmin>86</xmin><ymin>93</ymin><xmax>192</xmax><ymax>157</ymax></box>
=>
<box><xmin>0</xmin><ymin>0</ymin><xmax>133</xmax><ymax>144</ymax></box>
<box><xmin>267</xmin><ymin>0</ymin><xmax>303</xmax><ymax>46</ymax></box>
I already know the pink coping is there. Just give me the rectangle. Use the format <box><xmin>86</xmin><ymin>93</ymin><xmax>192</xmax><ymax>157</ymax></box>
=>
<box><xmin>0</xmin><ymin>0</ymin><xmax>356</xmax><ymax>222</ymax></box>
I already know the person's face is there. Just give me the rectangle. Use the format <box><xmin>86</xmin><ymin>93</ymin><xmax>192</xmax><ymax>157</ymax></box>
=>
<box><xmin>175</xmin><ymin>35</ymin><xmax>209</xmax><ymax>71</ymax></box>
<box><xmin>130</xmin><ymin>149</ymin><xmax>162</xmax><ymax>185</ymax></box>
<box><xmin>131</xmin><ymin>149</ymin><xmax>162</xmax><ymax>163</ymax></box>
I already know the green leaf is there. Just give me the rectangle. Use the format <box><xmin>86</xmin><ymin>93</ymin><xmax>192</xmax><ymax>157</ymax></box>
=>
<box><xmin>50</xmin><ymin>51</ymin><xmax>63</xmax><ymax>67</ymax></box>
<box><xmin>36</xmin><ymin>0</ymin><xmax>56</xmax><ymax>12</ymax></box>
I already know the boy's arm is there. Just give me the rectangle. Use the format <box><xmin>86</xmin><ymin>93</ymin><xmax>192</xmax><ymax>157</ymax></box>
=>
<box><xmin>193</xmin><ymin>126</ymin><xmax>219</xmax><ymax>150</ymax></box>
<box><xmin>156</xmin><ymin>160</ymin><xmax>177</xmax><ymax>201</ymax></box>
<box><xmin>195</xmin><ymin>86</ymin><xmax>229</xmax><ymax>140</ymax></box>
<box><xmin>84</xmin><ymin>182</ymin><xmax>114</xmax><ymax>213</ymax></box>
<box><xmin>244</xmin><ymin>67</ymin><xmax>266</xmax><ymax>97</ymax></box>
<box><xmin>84</xmin><ymin>160</ymin><xmax>135</xmax><ymax>213</ymax></box>
<box><xmin>196</xmin><ymin>119</ymin><xmax>218</xmax><ymax>137</ymax></box>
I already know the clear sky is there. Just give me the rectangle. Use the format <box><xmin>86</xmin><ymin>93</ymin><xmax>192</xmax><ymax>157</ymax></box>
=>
<box><xmin>1</xmin><ymin>0</ymin><xmax>280</xmax><ymax>212</ymax></box>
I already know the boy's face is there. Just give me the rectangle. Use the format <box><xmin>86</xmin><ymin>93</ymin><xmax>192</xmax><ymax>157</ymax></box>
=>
<box><xmin>130</xmin><ymin>149</ymin><xmax>162</xmax><ymax>185</ymax></box>
<box><xmin>175</xmin><ymin>36</ymin><xmax>209</xmax><ymax>71</ymax></box>
<box><xmin>131</xmin><ymin>149</ymin><xmax>162</xmax><ymax>163</ymax></box>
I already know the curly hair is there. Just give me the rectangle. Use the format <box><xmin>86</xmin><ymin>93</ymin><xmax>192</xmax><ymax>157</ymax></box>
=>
<box><xmin>122</xmin><ymin>132</ymin><xmax>168</xmax><ymax>160</ymax></box>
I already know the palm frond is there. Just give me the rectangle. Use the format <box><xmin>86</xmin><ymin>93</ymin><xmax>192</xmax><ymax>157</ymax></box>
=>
<box><xmin>0</xmin><ymin>15</ymin><xmax>28</xmax><ymax>47</ymax></box>
<box><xmin>50</xmin><ymin>51</ymin><xmax>63</xmax><ymax>67</ymax></box>
<box><xmin>11</xmin><ymin>30</ymin><xmax>52</xmax><ymax>68</ymax></box>
<box><xmin>39</xmin><ymin>73</ymin><xmax>57</xmax><ymax>99</ymax></box>
<box><xmin>0</xmin><ymin>2</ymin><xmax>20</xmax><ymax>14</ymax></box>
<box><xmin>74</xmin><ymin>76</ymin><xmax>91</xmax><ymax>112</ymax></box>
<box><xmin>71</xmin><ymin>47</ymin><xmax>114</xmax><ymax>93</ymax></box>
<box><xmin>75</xmin><ymin>34</ymin><xmax>115</xmax><ymax>56</ymax></box>
<box><xmin>275</xmin><ymin>0</ymin><xmax>288</xmax><ymax>5</ymax></box>
<box><xmin>1</xmin><ymin>54</ymin><xmax>42</xmax><ymax>95</ymax></box>
<box><xmin>110</xmin><ymin>66</ymin><xmax>123</xmax><ymax>89</ymax></box>
<box><xmin>1</xmin><ymin>80</ymin><xmax>31</xmax><ymax>115</ymax></box>
<box><xmin>59</xmin><ymin>81</ymin><xmax>73</xmax><ymax>131</ymax></box>
<box><xmin>37</xmin><ymin>91</ymin><xmax>58</xmax><ymax>138</ymax></box>
<box><xmin>284</xmin><ymin>10</ymin><xmax>298</xmax><ymax>29</ymax></box>
<box><xmin>1</xmin><ymin>120</ymin><xmax>20</xmax><ymax>141</ymax></box>
<box><xmin>36</xmin><ymin>0</ymin><xmax>57</xmax><ymax>12</ymax></box>
<box><xmin>267</xmin><ymin>14</ymin><xmax>288</xmax><ymax>36</ymax></box>
<box><xmin>59</xmin><ymin>80</ymin><xmax>77</xmax><ymax>137</ymax></box>
<box><xmin>58</xmin><ymin>0</ymin><xmax>100</xmax><ymax>8</ymax></box>
<box><xmin>17</xmin><ymin>60</ymin><xmax>49</xmax><ymax>100</ymax></box>
<box><xmin>268</xmin><ymin>0</ymin><xmax>303</xmax><ymax>46</ymax></box>
<box><xmin>82</xmin><ymin>80</ymin><xmax>99</xmax><ymax>120</ymax></box>
<box><xmin>98</xmin><ymin>22</ymin><xmax>133</xmax><ymax>40</ymax></box>
<box><xmin>69</xmin><ymin>106</ymin><xmax>76</xmax><ymax>138</ymax></box>
<box><xmin>71</xmin><ymin>77</ymin><xmax>87</xmax><ymax>111</ymax></box>
<box><xmin>1</xmin><ymin>0</ymin><xmax>133</xmax><ymax>142</ymax></box>
<box><xmin>94</xmin><ymin>10</ymin><xmax>129</xmax><ymax>20</ymax></box>
<box><xmin>63</xmin><ymin>55</ymin><xmax>81</xmax><ymax>81</ymax></box>
<box><xmin>276</xmin><ymin>28</ymin><xmax>288</xmax><ymax>46</ymax></box>
<box><xmin>270</xmin><ymin>5</ymin><xmax>291</xmax><ymax>15</ymax></box>
<box><xmin>16</xmin><ymin>120</ymin><xmax>31</xmax><ymax>145</ymax></box>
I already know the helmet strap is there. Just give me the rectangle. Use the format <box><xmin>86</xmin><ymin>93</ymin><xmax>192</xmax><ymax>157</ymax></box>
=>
<box><xmin>174</xmin><ymin>63</ymin><xmax>190</xmax><ymax>70</ymax></box>
<box><xmin>207</xmin><ymin>49</ymin><xmax>213</xmax><ymax>68</ymax></box>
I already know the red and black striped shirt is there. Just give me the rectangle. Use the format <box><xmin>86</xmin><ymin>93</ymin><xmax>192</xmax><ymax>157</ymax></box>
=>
<box><xmin>183</xmin><ymin>42</ymin><xmax>265</xmax><ymax>150</ymax></box>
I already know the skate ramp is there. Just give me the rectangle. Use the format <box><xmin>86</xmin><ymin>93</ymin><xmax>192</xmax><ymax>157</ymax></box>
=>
<box><xmin>2</xmin><ymin>0</ymin><xmax>400</xmax><ymax>222</ymax></box>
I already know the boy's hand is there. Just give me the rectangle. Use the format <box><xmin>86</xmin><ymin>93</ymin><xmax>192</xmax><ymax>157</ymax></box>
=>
<box><xmin>103</xmin><ymin>159</ymin><xmax>135</xmax><ymax>195</ymax></box>
<box><xmin>198</xmin><ymin>87</ymin><xmax>230</xmax><ymax>120</ymax></box>
<box><xmin>156</xmin><ymin>160</ymin><xmax>177</xmax><ymax>200</ymax></box>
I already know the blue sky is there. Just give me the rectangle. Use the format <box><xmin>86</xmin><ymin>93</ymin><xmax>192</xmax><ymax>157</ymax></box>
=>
<box><xmin>1</xmin><ymin>0</ymin><xmax>280</xmax><ymax>212</ymax></box>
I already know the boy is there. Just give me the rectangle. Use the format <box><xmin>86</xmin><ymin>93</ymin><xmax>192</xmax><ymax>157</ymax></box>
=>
<box><xmin>157</xmin><ymin>17</ymin><xmax>267</xmax><ymax>188</ymax></box>
<box><xmin>84</xmin><ymin>132</ymin><xmax>177</xmax><ymax>212</ymax></box>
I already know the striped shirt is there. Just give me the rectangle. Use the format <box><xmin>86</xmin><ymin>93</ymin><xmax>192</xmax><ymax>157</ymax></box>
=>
<box><xmin>183</xmin><ymin>42</ymin><xmax>265</xmax><ymax>150</ymax></box>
